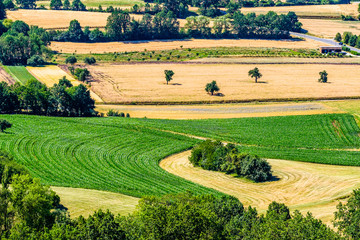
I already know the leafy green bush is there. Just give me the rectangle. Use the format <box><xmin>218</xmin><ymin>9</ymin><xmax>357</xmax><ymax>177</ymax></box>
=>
<box><xmin>84</xmin><ymin>56</ymin><xmax>96</xmax><ymax>65</ymax></box>
<box><xmin>26</xmin><ymin>55</ymin><xmax>45</xmax><ymax>66</ymax></box>
<box><xmin>189</xmin><ymin>140</ymin><xmax>272</xmax><ymax>182</ymax></box>
<box><xmin>65</xmin><ymin>55</ymin><xmax>77</xmax><ymax>64</ymax></box>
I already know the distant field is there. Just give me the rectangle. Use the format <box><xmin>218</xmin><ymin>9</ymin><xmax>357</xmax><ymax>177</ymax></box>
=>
<box><xmin>51</xmin><ymin>38</ymin><xmax>326</xmax><ymax>54</ymax></box>
<box><xmin>2</xmin><ymin>66</ymin><xmax>37</xmax><ymax>85</ymax></box>
<box><xmin>7</xmin><ymin>10</ymin><xmax>187</xmax><ymax>30</ymax></box>
<box><xmin>52</xmin><ymin>187</ymin><xmax>139</xmax><ymax>217</ymax></box>
<box><xmin>241</xmin><ymin>3</ymin><xmax>359</xmax><ymax>17</ymax></box>
<box><xmin>0</xmin><ymin>67</ymin><xmax>15</xmax><ymax>84</ymax></box>
<box><xmin>88</xmin><ymin>63</ymin><xmax>360</xmax><ymax>103</ymax></box>
<box><xmin>161</xmin><ymin>150</ymin><xmax>360</xmax><ymax>225</ymax></box>
<box><xmin>27</xmin><ymin>65</ymin><xmax>103</xmax><ymax>103</ymax></box>
<box><xmin>37</xmin><ymin>0</ymin><xmax>143</xmax><ymax>8</ymax></box>
<box><xmin>301</xmin><ymin>19</ymin><xmax>360</xmax><ymax>38</ymax></box>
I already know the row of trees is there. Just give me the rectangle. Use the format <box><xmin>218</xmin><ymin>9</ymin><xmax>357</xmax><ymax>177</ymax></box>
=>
<box><xmin>335</xmin><ymin>31</ymin><xmax>360</xmax><ymax>49</ymax></box>
<box><xmin>53</xmin><ymin>10</ymin><xmax>301</xmax><ymax>43</ymax></box>
<box><xmin>189</xmin><ymin>140</ymin><xmax>273</xmax><ymax>182</ymax></box>
<box><xmin>0</xmin><ymin>78</ymin><xmax>96</xmax><ymax>116</ymax></box>
<box><xmin>0</xmin><ymin>20</ymin><xmax>50</xmax><ymax>65</ymax></box>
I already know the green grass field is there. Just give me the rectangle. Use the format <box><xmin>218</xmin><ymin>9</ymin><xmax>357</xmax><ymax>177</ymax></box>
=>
<box><xmin>0</xmin><ymin>113</ymin><xmax>359</xmax><ymax>198</ymax></box>
<box><xmin>2</xmin><ymin>66</ymin><xmax>38</xmax><ymax>85</ymax></box>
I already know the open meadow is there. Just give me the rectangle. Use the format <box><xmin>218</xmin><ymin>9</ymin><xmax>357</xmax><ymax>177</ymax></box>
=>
<box><xmin>88</xmin><ymin>63</ymin><xmax>360</xmax><ymax>103</ymax></box>
<box><xmin>241</xmin><ymin>3</ymin><xmax>359</xmax><ymax>17</ymax></box>
<box><xmin>301</xmin><ymin>19</ymin><xmax>360</xmax><ymax>38</ymax></box>
<box><xmin>160</xmin><ymin>150</ymin><xmax>360</xmax><ymax>225</ymax></box>
<box><xmin>1</xmin><ymin>113</ymin><xmax>360</xmax><ymax>224</ymax></box>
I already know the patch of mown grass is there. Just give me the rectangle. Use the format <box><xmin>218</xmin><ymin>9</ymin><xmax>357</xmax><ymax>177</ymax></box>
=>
<box><xmin>55</xmin><ymin>47</ymin><xmax>339</xmax><ymax>64</ymax></box>
<box><xmin>2</xmin><ymin>66</ymin><xmax>38</xmax><ymax>85</ymax></box>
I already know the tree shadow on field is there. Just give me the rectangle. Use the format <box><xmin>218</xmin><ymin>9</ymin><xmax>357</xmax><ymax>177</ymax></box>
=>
<box><xmin>216</xmin><ymin>92</ymin><xmax>225</xmax><ymax>97</ymax></box>
<box><xmin>57</xmin><ymin>204</ymin><xmax>68</xmax><ymax>211</ymax></box>
<box><xmin>171</xmin><ymin>83</ymin><xmax>182</xmax><ymax>85</ymax></box>
<box><xmin>255</xmin><ymin>81</ymin><xmax>268</xmax><ymax>84</ymax></box>
<box><xmin>267</xmin><ymin>175</ymin><xmax>281</xmax><ymax>182</ymax></box>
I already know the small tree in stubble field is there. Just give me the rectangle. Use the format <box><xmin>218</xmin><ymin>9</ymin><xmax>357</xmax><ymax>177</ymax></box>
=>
<box><xmin>0</xmin><ymin>120</ymin><xmax>11</xmax><ymax>132</ymax></box>
<box><xmin>318</xmin><ymin>70</ymin><xmax>328</xmax><ymax>83</ymax></box>
<box><xmin>248</xmin><ymin>67</ymin><xmax>262</xmax><ymax>83</ymax></box>
<box><xmin>164</xmin><ymin>70</ymin><xmax>174</xmax><ymax>85</ymax></box>
<box><xmin>205</xmin><ymin>80</ymin><xmax>219</xmax><ymax>95</ymax></box>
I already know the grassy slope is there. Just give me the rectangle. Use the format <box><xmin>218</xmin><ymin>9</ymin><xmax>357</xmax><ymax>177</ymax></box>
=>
<box><xmin>0</xmin><ymin>115</ymin><xmax>219</xmax><ymax>198</ymax></box>
<box><xmin>2</xmin><ymin>66</ymin><xmax>38</xmax><ymax>85</ymax></box>
<box><xmin>1</xmin><ymin>113</ymin><xmax>360</xmax><ymax>198</ymax></box>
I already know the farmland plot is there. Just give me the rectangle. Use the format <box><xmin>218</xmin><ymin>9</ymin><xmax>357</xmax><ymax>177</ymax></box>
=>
<box><xmin>0</xmin><ymin>67</ymin><xmax>15</xmax><ymax>84</ymax></box>
<box><xmin>2</xmin><ymin>66</ymin><xmax>38</xmax><ymax>85</ymax></box>
<box><xmin>27</xmin><ymin>65</ymin><xmax>103</xmax><ymax>102</ymax></box>
<box><xmin>301</xmin><ymin>19</ymin><xmax>360</xmax><ymax>38</ymax></box>
<box><xmin>88</xmin><ymin>63</ymin><xmax>360</xmax><ymax>103</ymax></box>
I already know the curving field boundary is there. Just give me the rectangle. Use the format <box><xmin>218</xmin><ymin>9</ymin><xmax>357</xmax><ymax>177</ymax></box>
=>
<box><xmin>160</xmin><ymin>150</ymin><xmax>360</xmax><ymax>225</ymax></box>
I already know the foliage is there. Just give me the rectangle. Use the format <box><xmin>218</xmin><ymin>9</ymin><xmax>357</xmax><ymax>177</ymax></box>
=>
<box><xmin>49</xmin><ymin>0</ymin><xmax>62</xmax><ymax>9</ymax></box>
<box><xmin>71</xmin><ymin>0</ymin><xmax>86</xmax><ymax>10</ymax></box>
<box><xmin>164</xmin><ymin>69</ymin><xmax>174</xmax><ymax>85</ymax></box>
<box><xmin>0</xmin><ymin>0</ymin><xmax>5</xmax><ymax>20</ymax></box>
<box><xmin>3</xmin><ymin>0</ymin><xmax>15</xmax><ymax>9</ymax></box>
<box><xmin>63</xmin><ymin>0</ymin><xmax>70</xmax><ymax>9</ymax></box>
<box><xmin>248</xmin><ymin>67</ymin><xmax>262</xmax><ymax>83</ymax></box>
<box><xmin>335</xmin><ymin>32</ymin><xmax>342</xmax><ymax>42</ymax></box>
<box><xmin>84</xmin><ymin>56</ymin><xmax>96</xmax><ymax>64</ymax></box>
<box><xmin>107</xmin><ymin>109</ymin><xmax>129</xmax><ymax>117</ymax></box>
<box><xmin>318</xmin><ymin>70</ymin><xmax>328</xmax><ymax>83</ymax></box>
<box><xmin>334</xmin><ymin>188</ymin><xmax>360</xmax><ymax>239</ymax></box>
<box><xmin>205</xmin><ymin>80</ymin><xmax>220</xmax><ymax>95</ymax></box>
<box><xmin>65</xmin><ymin>55</ymin><xmax>77</xmax><ymax>64</ymax></box>
<box><xmin>189</xmin><ymin>140</ymin><xmax>272</xmax><ymax>182</ymax></box>
<box><xmin>26</xmin><ymin>55</ymin><xmax>45</xmax><ymax>66</ymax></box>
<box><xmin>15</xmin><ymin>0</ymin><xmax>36</xmax><ymax>8</ymax></box>
<box><xmin>0</xmin><ymin>119</ymin><xmax>11</xmax><ymax>132</ymax></box>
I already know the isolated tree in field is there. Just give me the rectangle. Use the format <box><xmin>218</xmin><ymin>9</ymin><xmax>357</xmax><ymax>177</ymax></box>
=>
<box><xmin>335</xmin><ymin>32</ymin><xmax>342</xmax><ymax>42</ymax></box>
<box><xmin>50</xmin><ymin>0</ymin><xmax>62</xmax><ymax>9</ymax></box>
<box><xmin>205</xmin><ymin>80</ymin><xmax>219</xmax><ymax>95</ymax></box>
<box><xmin>164</xmin><ymin>70</ymin><xmax>174</xmax><ymax>85</ymax></box>
<box><xmin>0</xmin><ymin>120</ymin><xmax>11</xmax><ymax>132</ymax></box>
<box><xmin>248</xmin><ymin>67</ymin><xmax>262</xmax><ymax>83</ymax></box>
<box><xmin>65</xmin><ymin>56</ymin><xmax>77</xmax><ymax>64</ymax></box>
<box><xmin>318</xmin><ymin>70</ymin><xmax>328</xmax><ymax>83</ymax></box>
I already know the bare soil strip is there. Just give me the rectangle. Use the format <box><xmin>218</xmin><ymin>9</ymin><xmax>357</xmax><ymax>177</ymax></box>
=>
<box><xmin>96</xmin><ymin>102</ymin><xmax>341</xmax><ymax>119</ymax></box>
<box><xmin>160</xmin><ymin>150</ymin><xmax>360</xmax><ymax>225</ymax></box>
<box><xmin>0</xmin><ymin>67</ymin><xmax>15</xmax><ymax>84</ymax></box>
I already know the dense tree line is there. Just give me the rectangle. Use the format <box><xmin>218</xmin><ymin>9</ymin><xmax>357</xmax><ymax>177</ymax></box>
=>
<box><xmin>335</xmin><ymin>32</ymin><xmax>360</xmax><ymax>49</ymax></box>
<box><xmin>0</xmin><ymin>20</ymin><xmax>50</xmax><ymax>65</ymax></box>
<box><xmin>189</xmin><ymin>140</ymin><xmax>273</xmax><ymax>182</ymax></box>
<box><xmin>0</xmin><ymin>78</ymin><xmax>96</xmax><ymax>116</ymax></box>
<box><xmin>53</xmin><ymin>10</ymin><xmax>301</xmax><ymax>43</ymax></box>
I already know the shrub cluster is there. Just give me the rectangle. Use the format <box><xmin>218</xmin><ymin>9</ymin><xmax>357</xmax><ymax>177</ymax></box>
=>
<box><xmin>107</xmin><ymin>109</ymin><xmax>130</xmax><ymax>117</ymax></box>
<box><xmin>189</xmin><ymin>140</ymin><xmax>272</xmax><ymax>182</ymax></box>
<box><xmin>335</xmin><ymin>32</ymin><xmax>360</xmax><ymax>49</ymax></box>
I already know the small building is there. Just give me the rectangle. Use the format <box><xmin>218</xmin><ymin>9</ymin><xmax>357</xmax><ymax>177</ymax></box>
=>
<box><xmin>319</xmin><ymin>46</ymin><xmax>342</xmax><ymax>54</ymax></box>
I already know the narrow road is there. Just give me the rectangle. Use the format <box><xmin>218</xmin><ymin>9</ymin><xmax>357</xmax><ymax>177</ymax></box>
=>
<box><xmin>291</xmin><ymin>32</ymin><xmax>360</xmax><ymax>54</ymax></box>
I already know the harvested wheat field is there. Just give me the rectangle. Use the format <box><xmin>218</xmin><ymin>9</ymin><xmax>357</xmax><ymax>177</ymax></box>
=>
<box><xmin>51</xmin><ymin>38</ymin><xmax>325</xmax><ymax>54</ymax></box>
<box><xmin>37</xmin><ymin>0</ymin><xmax>141</xmax><ymax>8</ymax></box>
<box><xmin>7</xmin><ymin>10</ymin><xmax>186</xmax><ymax>30</ymax></box>
<box><xmin>0</xmin><ymin>67</ymin><xmax>15</xmax><ymax>84</ymax></box>
<box><xmin>241</xmin><ymin>3</ymin><xmax>359</xmax><ymax>17</ymax></box>
<box><xmin>301</xmin><ymin>19</ymin><xmax>360</xmax><ymax>38</ymax></box>
<box><xmin>96</xmin><ymin>102</ymin><xmax>340</xmax><ymax>119</ymax></box>
<box><xmin>88</xmin><ymin>63</ymin><xmax>360</xmax><ymax>103</ymax></box>
<box><xmin>160</xmin><ymin>150</ymin><xmax>360</xmax><ymax>225</ymax></box>
<box><xmin>52</xmin><ymin>187</ymin><xmax>139</xmax><ymax>217</ymax></box>
<box><xmin>27</xmin><ymin>65</ymin><xmax>103</xmax><ymax>102</ymax></box>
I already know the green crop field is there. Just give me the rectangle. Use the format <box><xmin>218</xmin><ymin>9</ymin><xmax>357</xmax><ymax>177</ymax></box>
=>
<box><xmin>0</xmin><ymin>113</ymin><xmax>360</xmax><ymax>198</ymax></box>
<box><xmin>2</xmin><ymin>66</ymin><xmax>38</xmax><ymax>85</ymax></box>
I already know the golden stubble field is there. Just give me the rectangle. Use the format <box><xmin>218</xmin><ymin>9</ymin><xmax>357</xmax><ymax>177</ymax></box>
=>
<box><xmin>88</xmin><ymin>63</ymin><xmax>360</xmax><ymax>103</ymax></box>
<box><xmin>301</xmin><ymin>19</ymin><xmax>360</xmax><ymax>38</ymax></box>
<box><xmin>50</xmin><ymin>38</ymin><xmax>325</xmax><ymax>54</ymax></box>
<box><xmin>241</xmin><ymin>3</ymin><xmax>359</xmax><ymax>17</ymax></box>
<box><xmin>160</xmin><ymin>150</ymin><xmax>360</xmax><ymax>225</ymax></box>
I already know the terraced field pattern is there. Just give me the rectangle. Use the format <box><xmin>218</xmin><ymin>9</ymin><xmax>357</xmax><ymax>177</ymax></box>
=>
<box><xmin>0</xmin><ymin>113</ymin><xmax>360</xmax><ymax>198</ymax></box>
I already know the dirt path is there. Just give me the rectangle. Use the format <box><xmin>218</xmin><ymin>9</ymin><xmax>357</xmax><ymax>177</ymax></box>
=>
<box><xmin>0</xmin><ymin>67</ymin><xmax>15</xmax><ymax>84</ymax></box>
<box><xmin>160</xmin><ymin>150</ymin><xmax>360</xmax><ymax>225</ymax></box>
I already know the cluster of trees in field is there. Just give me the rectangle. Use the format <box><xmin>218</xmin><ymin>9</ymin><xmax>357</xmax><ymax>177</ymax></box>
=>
<box><xmin>335</xmin><ymin>32</ymin><xmax>360</xmax><ymax>49</ymax></box>
<box><xmin>189</xmin><ymin>140</ymin><xmax>273</xmax><ymax>182</ymax></box>
<box><xmin>0</xmin><ymin>19</ymin><xmax>50</xmax><ymax>65</ymax></box>
<box><xmin>0</xmin><ymin>78</ymin><xmax>96</xmax><ymax>116</ymax></box>
<box><xmin>52</xmin><ymin>10</ymin><xmax>301</xmax><ymax>43</ymax></box>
